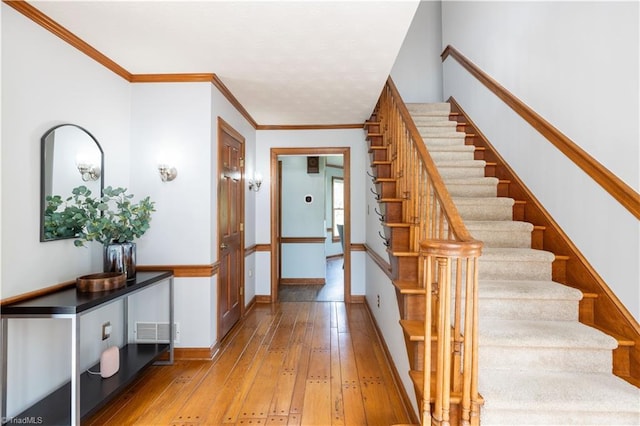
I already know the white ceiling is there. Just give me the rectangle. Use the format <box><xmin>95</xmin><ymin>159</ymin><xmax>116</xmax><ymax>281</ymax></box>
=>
<box><xmin>30</xmin><ymin>0</ymin><xmax>420</xmax><ymax>126</ymax></box>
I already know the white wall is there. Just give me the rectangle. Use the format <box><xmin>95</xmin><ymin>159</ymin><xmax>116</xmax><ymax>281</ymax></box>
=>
<box><xmin>391</xmin><ymin>0</ymin><xmax>443</xmax><ymax>102</ymax></box>
<box><xmin>280</xmin><ymin>156</ymin><xmax>326</xmax><ymax>280</ymax></box>
<box><xmin>1</xmin><ymin>4</ymin><xmax>131</xmax><ymax>415</ymax></box>
<box><xmin>254</xmin><ymin>129</ymin><xmax>368</xmax><ymax>296</ymax></box>
<box><xmin>441</xmin><ymin>1</ymin><xmax>640</xmax><ymax>319</ymax></box>
<box><xmin>129</xmin><ymin>81</ymin><xmax>257</xmax><ymax>348</ymax></box>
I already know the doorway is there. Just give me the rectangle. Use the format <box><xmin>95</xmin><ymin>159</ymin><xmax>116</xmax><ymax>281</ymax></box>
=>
<box><xmin>270</xmin><ymin>147</ymin><xmax>351</xmax><ymax>303</ymax></box>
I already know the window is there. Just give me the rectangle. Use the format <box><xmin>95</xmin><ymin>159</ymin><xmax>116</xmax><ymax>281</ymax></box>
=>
<box><xmin>332</xmin><ymin>177</ymin><xmax>344</xmax><ymax>239</ymax></box>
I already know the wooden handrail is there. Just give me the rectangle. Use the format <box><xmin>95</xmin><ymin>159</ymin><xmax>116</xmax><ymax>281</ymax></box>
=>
<box><xmin>441</xmin><ymin>45</ymin><xmax>640</xmax><ymax>220</ymax></box>
<box><xmin>385</xmin><ymin>77</ymin><xmax>477</xmax><ymax>243</ymax></box>
<box><xmin>373</xmin><ymin>77</ymin><xmax>483</xmax><ymax>425</ymax></box>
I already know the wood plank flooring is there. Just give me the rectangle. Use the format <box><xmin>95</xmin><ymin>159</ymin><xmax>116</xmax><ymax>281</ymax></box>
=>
<box><xmin>85</xmin><ymin>301</ymin><xmax>414</xmax><ymax>425</ymax></box>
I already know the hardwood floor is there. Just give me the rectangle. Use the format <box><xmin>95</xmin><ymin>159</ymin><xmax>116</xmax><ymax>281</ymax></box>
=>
<box><xmin>85</xmin><ymin>301</ymin><xmax>414</xmax><ymax>425</ymax></box>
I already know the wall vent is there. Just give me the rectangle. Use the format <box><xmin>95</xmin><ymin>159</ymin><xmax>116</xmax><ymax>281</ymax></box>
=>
<box><xmin>135</xmin><ymin>322</ymin><xmax>180</xmax><ymax>343</ymax></box>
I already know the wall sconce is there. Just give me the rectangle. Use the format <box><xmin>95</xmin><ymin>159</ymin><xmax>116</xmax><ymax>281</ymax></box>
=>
<box><xmin>248</xmin><ymin>172</ymin><xmax>262</xmax><ymax>192</ymax></box>
<box><xmin>77</xmin><ymin>163</ymin><xmax>101</xmax><ymax>182</ymax></box>
<box><xmin>158</xmin><ymin>164</ymin><xmax>178</xmax><ymax>182</ymax></box>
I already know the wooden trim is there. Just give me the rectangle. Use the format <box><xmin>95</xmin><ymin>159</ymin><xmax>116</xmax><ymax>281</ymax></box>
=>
<box><xmin>244</xmin><ymin>245</ymin><xmax>257</xmax><ymax>256</ymax></box>
<box><xmin>441</xmin><ymin>44</ymin><xmax>640</xmax><ymax>220</ymax></box>
<box><xmin>279</xmin><ymin>278</ymin><xmax>326</xmax><ymax>286</ymax></box>
<box><xmin>3</xmin><ymin>0</ymin><xmax>132</xmax><ymax>81</ymax></box>
<box><xmin>351</xmin><ymin>243</ymin><xmax>366</xmax><ymax>252</ymax></box>
<box><xmin>449</xmin><ymin>96</ymin><xmax>640</xmax><ymax>385</ymax></box>
<box><xmin>1</xmin><ymin>280</ymin><xmax>75</xmax><ymax>306</ymax></box>
<box><xmin>363</xmin><ymin>299</ymin><xmax>420</xmax><ymax>424</ymax></box>
<box><xmin>137</xmin><ymin>264</ymin><xmax>217</xmax><ymax>277</ymax></box>
<box><xmin>280</xmin><ymin>237</ymin><xmax>326</xmax><ymax>244</ymax></box>
<box><xmin>255</xmin><ymin>295</ymin><xmax>272</xmax><ymax>303</ymax></box>
<box><xmin>364</xmin><ymin>244</ymin><xmax>393</xmax><ymax>279</ymax></box>
<box><xmin>130</xmin><ymin>73</ymin><xmax>216</xmax><ymax>83</ymax></box>
<box><xmin>254</xmin><ymin>244</ymin><xmax>271</xmax><ymax>252</ymax></box>
<box><xmin>212</xmin><ymin>75</ymin><xmax>258</xmax><ymax>129</ymax></box>
<box><xmin>256</xmin><ymin>123</ymin><xmax>363</xmax><ymax>130</ymax></box>
<box><xmin>350</xmin><ymin>295</ymin><xmax>366</xmax><ymax>304</ymax></box>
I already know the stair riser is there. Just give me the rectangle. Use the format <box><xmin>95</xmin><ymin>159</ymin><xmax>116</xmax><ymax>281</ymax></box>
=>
<box><xmin>413</xmin><ymin>117</ymin><xmax>454</xmax><ymax>125</ymax></box>
<box><xmin>469</xmin><ymin>229</ymin><xmax>531</xmax><ymax>248</ymax></box>
<box><xmin>457</xmin><ymin>205</ymin><xmax>513</xmax><ymax>221</ymax></box>
<box><xmin>445</xmin><ymin>183</ymin><xmax>497</xmax><ymax>198</ymax></box>
<box><xmin>478</xmin><ymin>259</ymin><xmax>552</xmax><ymax>281</ymax></box>
<box><xmin>438</xmin><ymin>166</ymin><xmax>486</xmax><ymax>179</ymax></box>
<box><xmin>478</xmin><ymin>299</ymin><xmax>579</xmax><ymax>321</ymax></box>
<box><xmin>407</xmin><ymin>104</ymin><xmax>450</xmax><ymax>114</ymax></box>
<box><xmin>423</xmin><ymin>137</ymin><xmax>466</xmax><ymax>146</ymax></box>
<box><xmin>430</xmin><ymin>151</ymin><xmax>475</xmax><ymax>162</ymax></box>
<box><xmin>480</xmin><ymin>346</ymin><xmax>613</xmax><ymax>373</ymax></box>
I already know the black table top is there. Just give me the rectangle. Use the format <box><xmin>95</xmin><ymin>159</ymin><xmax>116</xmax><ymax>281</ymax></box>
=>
<box><xmin>1</xmin><ymin>271</ymin><xmax>173</xmax><ymax>316</ymax></box>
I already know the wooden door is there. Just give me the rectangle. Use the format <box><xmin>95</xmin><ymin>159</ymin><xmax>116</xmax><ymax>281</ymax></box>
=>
<box><xmin>218</xmin><ymin>119</ymin><xmax>244</xmax><ymax>339</ymax></box>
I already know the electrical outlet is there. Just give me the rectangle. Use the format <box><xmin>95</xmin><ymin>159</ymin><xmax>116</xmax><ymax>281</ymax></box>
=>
<box><xmin>102</xmin><ymin>321</ymin><xmax>112</xmax><ymax>340</ymax></box>
<box><xmin>377</xmin><ymin>294</ymin><xmax>380</xmax><ymax>308</ymax></box>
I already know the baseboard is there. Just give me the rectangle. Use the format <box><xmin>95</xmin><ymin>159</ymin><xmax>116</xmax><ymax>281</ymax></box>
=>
<box><xmin>363</xmin><ymin>299</ymin><xmax>419</xmax><ymax>424</ymax></box>
<box><xmin>255</xmin><ymin>295</ymin><xmax>272</xmax><ymax>303</ymax></box>
<box><xmin>349</xmin><ymin>295</ymin><xmax>366</xmax><ymax>303</ymax></box>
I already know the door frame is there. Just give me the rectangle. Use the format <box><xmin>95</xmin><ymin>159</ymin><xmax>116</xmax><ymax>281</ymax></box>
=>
<box><xmin>270</xmin><ymin>147</ymin><xmax>351</xmax><ymax>303</ymax></box>
<box><xmin>217</xmin><ymin>117</ymin><xmax>245</xmax><ymax>340</ymax></box>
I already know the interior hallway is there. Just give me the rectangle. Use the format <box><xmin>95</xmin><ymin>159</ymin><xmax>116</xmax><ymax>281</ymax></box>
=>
<box><xmin>279</xmin><ymin>257</ymin><xmax>345</xmax><ymax>302</ymax></box>
<box><xmin>85</xmin><ymin>298</ymin><xmax>414</xmax><ymax>425</ymax></box>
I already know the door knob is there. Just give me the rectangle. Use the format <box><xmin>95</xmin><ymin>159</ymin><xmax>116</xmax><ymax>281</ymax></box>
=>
<box><xmin>220</xmin><ymin>242</ymin><xmax>228</xmax><ymax>250</ymax></box>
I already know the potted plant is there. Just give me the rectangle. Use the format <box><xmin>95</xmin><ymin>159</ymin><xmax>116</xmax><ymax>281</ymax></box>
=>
<box><xmin>44</xmin><ymin>185</ymin><xmax>155</xmax><ymax>280</ymax></box>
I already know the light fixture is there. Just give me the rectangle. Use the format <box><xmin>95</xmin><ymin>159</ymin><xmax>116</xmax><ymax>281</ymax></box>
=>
<box><xmin>248</xmin><ymin>172</ymin><xmax>262</xmax><ymax>192</ymax></box>
<box><xmin>77</xmin><ymin>163</ymin><xmax>101</xmax><ymax>182</ymax></box>
<box><xmin>158</xmin><ymin>164</ymin><xmax>178</xmax><ymax>182</ymax></box>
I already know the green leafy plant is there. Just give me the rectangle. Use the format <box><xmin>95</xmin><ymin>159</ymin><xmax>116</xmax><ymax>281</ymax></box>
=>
<box><xmin>44</xmin><ymin>185</ymin><xmax>155</xmax><ymax>246</ymax></box>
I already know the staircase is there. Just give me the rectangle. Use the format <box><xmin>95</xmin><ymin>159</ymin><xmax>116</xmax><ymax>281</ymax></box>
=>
<box><xmin>366</xmin><ymin>83</ymin><xmax>640</xmax><ymax>425</ymax></box>
<box><xmin>408</xmin><ymin>102</ymin><xmax>640</xmax><ymax>424</ymax></box>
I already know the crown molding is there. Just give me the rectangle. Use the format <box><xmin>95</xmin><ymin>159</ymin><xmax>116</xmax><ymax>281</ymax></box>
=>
<box><xmin>4</xmin><ymin>0</ymin><xmax>132</xmax><ymax>81</ymax></box>
<box><xmin>5</xmin><ymin>0</ymin><xmax>369</xmax><ymax>133</ymax></box>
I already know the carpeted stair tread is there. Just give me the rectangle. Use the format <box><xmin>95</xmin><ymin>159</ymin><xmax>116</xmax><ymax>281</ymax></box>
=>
<box><xmin>453</xmin><ymin>197</ymin><xmax>515</xmax><ymax>221</ymax></box>
<box><xmin>479</xmin><ymin>279</ymin><xmax>583</xmax><ymax>301</ymax></box>
<box><xmin>479</xmin><ymin>370</ymin><xmax>640</xmax><ymax>422</ymax></box>
<box><xmin>413</xmin><ymin>116</ymin><xmax>456</xmax><ymax>125</ymax></box>
<box><xmin>423</xmin><ymin>136</ymin><xmax>467</xmax><ymax>146</ymax></box>
<box><xmin>420</xmin><ymin>129</ymin><xmax>466</xmax><ymax>138</ymax></box>
<box><xmin>481</xmin><ymin>247</ymin><xmax>555</xmax><ymax>262</ymax></box>
<box><xmin>428</xmin><ymin>144</ymin><xmax>475</xmax><ymax>152</ymax></box>
<box><xmin>480</xmin><ymin>319</ymin><xmax>618</xmax><ymax>349</ymax></box>
<box><xmin>477</xmin><ymin>280</ymin><xmax>581</xmax><ymax>321</ymax></box>
<box><xmin>406</xmin><ymin>102</ymin><xmax>451</xmax><ymax>115</ymax></box>
<box><xmin>454</xmin><ymin>220</ymin><xmax>533</xmax><ymax>247</ymax></box>
<box><xmin>443</xmin><ymin>177</ymin><xmax>499</xmax><ymax>197</ymax></box>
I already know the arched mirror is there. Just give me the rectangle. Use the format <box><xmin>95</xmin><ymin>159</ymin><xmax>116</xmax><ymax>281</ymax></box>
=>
<box><xmin>40</xmin><ymin>124</ymin><xmax>104</xmax><ymax>241</ymax></box>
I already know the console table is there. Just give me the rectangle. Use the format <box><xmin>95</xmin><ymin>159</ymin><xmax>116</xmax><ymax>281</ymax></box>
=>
<box><xmin>1</xmin><ymin>271</ymin><xmax>174</xmax><ymax>426</ymax></box>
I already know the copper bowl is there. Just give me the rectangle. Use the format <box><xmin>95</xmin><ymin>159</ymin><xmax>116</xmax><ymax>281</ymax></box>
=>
<box><xmin>76</xmin><ymin>272</ymin><xmax>126</xmax><ymax>293</ymax></box>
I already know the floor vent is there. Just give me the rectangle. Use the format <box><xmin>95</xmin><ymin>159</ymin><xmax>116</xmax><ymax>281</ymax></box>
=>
<box><xmin>135</xmin><ymin>322</ymin><xmax>180</xmax><ymax>343</ymax></box>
